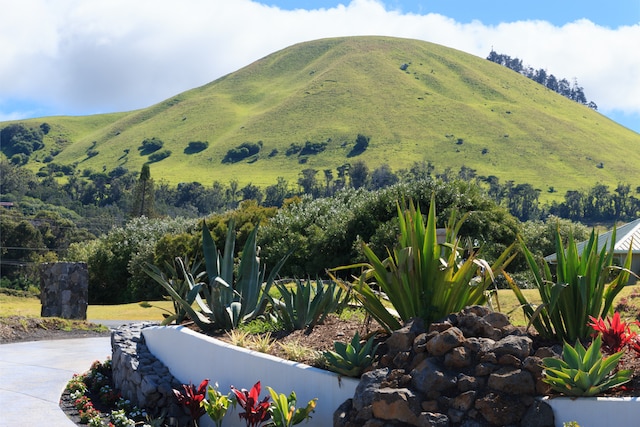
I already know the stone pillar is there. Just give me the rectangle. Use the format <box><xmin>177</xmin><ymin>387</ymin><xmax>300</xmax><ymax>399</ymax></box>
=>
<box><xmin>40</xmin><ymin>262</ymin><xmax>88</xmax><ymax>320</ymax></box>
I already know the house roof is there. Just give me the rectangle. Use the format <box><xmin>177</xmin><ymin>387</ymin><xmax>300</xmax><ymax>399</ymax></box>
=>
<box><xmin>544</xmin><ymin>218</ymin><xmax>640</xmax><ymax>262</ymax></box>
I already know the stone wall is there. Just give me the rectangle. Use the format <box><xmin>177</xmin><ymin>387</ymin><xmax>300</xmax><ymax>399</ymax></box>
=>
<box><xmin>111</xmin><ymin>322</ymin><xmax>190</xmax><ymax>427</ymax></box>
<box><xmin>40</xmin><ymin>262</ymin><xmax>88</xmax><ymax>319</ymax></box>
<box><xmin>334</xmin><ymin>306</ymin><xmax>559</xmax><ymax>427</ymax></box>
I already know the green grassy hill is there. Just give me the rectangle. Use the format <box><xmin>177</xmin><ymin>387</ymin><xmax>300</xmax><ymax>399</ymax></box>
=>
<box><xmin>5</xmin><ymin>36</ymin><xmax>640</xmax><ymax>199</ymax></box>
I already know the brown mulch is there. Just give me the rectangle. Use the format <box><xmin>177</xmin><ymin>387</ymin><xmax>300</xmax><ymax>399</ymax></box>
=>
<box><xmin>192</xmin><ymin>313</ymin><xmax>381</xmax><ymax>366</ymax></box>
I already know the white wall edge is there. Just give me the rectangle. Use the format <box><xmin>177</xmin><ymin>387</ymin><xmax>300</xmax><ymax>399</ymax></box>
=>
<box><xmin>541</xmin><ymin>395</ymin><xmax>640</xmax><ymax>427</ymax></box>
<box><xmin>143</xmin><ymin>325</ymin><xmax>359</xmax><ymax>427</ymax></box>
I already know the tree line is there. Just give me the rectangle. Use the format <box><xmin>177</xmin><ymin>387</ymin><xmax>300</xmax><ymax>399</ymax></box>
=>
<box><xmin>487</xmin><ymin>50</ymin><xmax>598</xmax><ymax>110</ymax></box>
<box><xmin>2</xmin><ymin>157</ymin><xmax>639</xmax><ymax>292</ymax></box>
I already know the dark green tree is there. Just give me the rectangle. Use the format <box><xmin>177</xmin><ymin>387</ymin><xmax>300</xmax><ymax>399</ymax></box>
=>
<box><xmin>131</xmin><ymin>164</ymin><xmax>156</xmax><ymax>218</ymax></box>
<box><xmin>349</xmin><ymin>160</ymin><xmax>369</xmax><ymax>189</ymax></box>
<box><xmin>369</xmin><ymin>163</ymin><xmax>398</xmax><ymax>190</ymax></box>
<box><xmin>298</xmin><ymin>168</ymin><xmax>320</xmax><ymax>196</ymax></box>
<box><xmin>335</xmin><ymin>163</ymin><xmax>350</xmax><ymax>190</ymax></box>
<box><xmin>323</xmin><ymin>169</ymin><xmax>334</xmax><ymax>196</ymax></box>
<box><xmin>240</xmin><ymin>183</ymin><xmax>263</xmax><ymax>204</ymax></box>
<box><xmin>264</xmin><ymin>177</ymin><xmax>291</xmax><ymax>208</ymax></box>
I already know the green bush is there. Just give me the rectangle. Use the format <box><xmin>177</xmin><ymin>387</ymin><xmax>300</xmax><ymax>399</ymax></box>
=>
<box><xmin>299</xmin><ymin>140</ymin><xmax>327</xmax><ymax>156</ymax></box>
<box><xmin>184</xmin><ymin>141</ymin><xmax>209</xmax><ymax>154</ymax></box>
<box><xmin>147</xmin><ymin>150</ymin><xmax>171</xmax><ymax>163</ymax></box>
<box><xmin>347</xmin><ymin>133</ymin><xmax>369</xmax><ymax>157</ymax></box>
<box><xmin>138</xmin><ymin>137</ymin><xmax>164</xmax><ymax>155</ymax></box>
<box><xmin>222</xmin><ymin>142</ymin><xmax>261</xmax><ymax>163</ymax></box>
<box><xmin>0</xmin><ymin>123</ymin><xmax>44</xmax><ymax>158</ymax></box>
<box><xmin>260</xmin><ymin>179</ymin><xmax>519</xmax><ymax>278</ymax></box>
<box><xmin>70</xmin><ymin>216</ymin><xmax>196</xmax><ymax>304</ymax></box>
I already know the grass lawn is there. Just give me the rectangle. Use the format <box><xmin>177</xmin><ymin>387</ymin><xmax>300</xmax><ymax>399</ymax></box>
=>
<box><xmin>2</xmin><ymin>285</ymin><xmax>638</xmax><ymax>327</ymax></box>
<box><xmin>0</xmin><ymin>294</ymin><xmax>174</xmax><ymax>322</ymax></box>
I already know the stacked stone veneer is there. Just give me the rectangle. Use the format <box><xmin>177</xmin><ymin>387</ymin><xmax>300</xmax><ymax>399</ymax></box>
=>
<box><xmin>334</xmin><ymin>306</ymin><xmax>558</xmax><ymax>427</ymax></box>
<box><xmin>111</xmin><ymin>322</ymin><xmax>190</xmax><ymax>427</ymax></box>
<box><xmin>40</xmin><ymin>262</ymin><xmax>88</xmax><ymax>319</ymax></box>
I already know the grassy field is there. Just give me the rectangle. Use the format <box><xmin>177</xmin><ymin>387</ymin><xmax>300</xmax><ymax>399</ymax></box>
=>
<box><xmin>6</xmin><ymin>36</ymin><xmax>639</xmax><ymax>203</ymax></box>
<box><xmin>0</xmin><ymin>294</ymin><xmax>174</xmax><ymax>322</ymax></box>
<box><xmin>2</xmin><ymin>285</ymin><xmax>639</xmax><ymax>327</ymax></box>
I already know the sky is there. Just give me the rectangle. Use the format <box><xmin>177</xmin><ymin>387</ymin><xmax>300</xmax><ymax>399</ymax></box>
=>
<box><xmin>1</xmin><ymin>0</ymin><xmax>639</xmax><ymax>133</ymax></box>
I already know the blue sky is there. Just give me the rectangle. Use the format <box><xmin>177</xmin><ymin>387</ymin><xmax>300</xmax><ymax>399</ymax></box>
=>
<box><xmin>269</xmin><ymin>0</ymin><xmax>639</xmax><ymax>27</ymax></box>
<box><xmin>1</xmin><ymin>0</ymin><xmax>638</xmax><ymax>133</ymax></box>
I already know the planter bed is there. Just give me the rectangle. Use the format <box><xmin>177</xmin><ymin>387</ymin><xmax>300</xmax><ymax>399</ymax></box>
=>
<box><xmin>142</xmin><ymin>325</ymin><xmax>359</xmax><ymax>427</ymax></box>
<box><xmin>542</xmin><ymin>395</ymin><xmax>640</xmax><ymax>427</ymax></box>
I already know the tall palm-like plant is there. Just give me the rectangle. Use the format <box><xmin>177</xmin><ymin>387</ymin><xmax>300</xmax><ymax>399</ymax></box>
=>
<box><xmin>331</xmin><ymin>197</ymin><xmax>515</xmax><ymax>332</ymax></box>
<box><xmin>505</xmin><ymin>228</ymin><xmax>634</xmax><ymax>343</ymax></box>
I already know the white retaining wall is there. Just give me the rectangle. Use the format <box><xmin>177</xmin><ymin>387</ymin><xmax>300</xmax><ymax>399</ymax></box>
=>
<box><xmin>542</xmin><ymin>396</ymin><xmax>640</xmax><ymax>427</ymax></box>
<box><xmin>142</xmin><ymin>325</ymin><xmax>359</xmax><ymax>427</ymax></box>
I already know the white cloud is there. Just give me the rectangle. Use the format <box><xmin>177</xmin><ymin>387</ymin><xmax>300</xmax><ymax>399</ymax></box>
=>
<box><xmin>0</xmin><ymin>0</ymin><xmax>638</xmax><ymax>122</ymax></box>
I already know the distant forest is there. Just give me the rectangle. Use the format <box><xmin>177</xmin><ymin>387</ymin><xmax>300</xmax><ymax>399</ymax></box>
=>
<box><xmin>487</xmin><ymin>50</ymin><xmax>598</xmax><ymax>110</ymax></box>
<box><xmin>2</xmin><ymin>157</ymin><xmax>639</xmax><ymax>237</ymax></box>
<box><xmin>2</xmin><ymin>157</ymin><xmax>640</xmax><ymax>293</ymax></box>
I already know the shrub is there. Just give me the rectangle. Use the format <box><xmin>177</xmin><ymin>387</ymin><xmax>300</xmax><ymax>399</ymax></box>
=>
<box><xmin>9</xmin><ymin>153</ymin><xmax>28</xmax><ymax>165</ymax></box>
<box><xmin>285</xmin><ymin>143</ymin><xmax>302</xmax><ymax>156</ymax></box>
<box><xmin>184</xmin><ymin>141</ymin><xmax>208</xmax><ymax>154</ymax></box>
<box><xmin>147</xmin><ymin>150</ymin><xmax>171</xmax><ymax>163</ymax></box>
<box><xmin>73</xmin><ymin>216</ymin><xmax>196</xmax><ymax>304</ymax></box>
<box><xmin>299</xmin><ymin>140</ymin><xmax>327</xmax><ymax>156</ymax></box>
<box><xmin>138</xmin><ymin>137</ymin><xmax>164</xmax><ymax>155</ymax></box>
<box><xmin>260</xmin><ymin>179</ymin><xmax>519</xmax><ymax>278</ymax></box>
<box><xmin>348</xmin><ymin>134</ymin><xmax>369</xmax><ymax>157</ymax></box>
<box><xmin>0</xmin><ymin>123</ymin><xmax>44</xmax><ymax>157</ymax></box>
<box><xmin>222</xmin><ymin>142</ymin><xmax>261</xmax><ymax>163</ymax></box>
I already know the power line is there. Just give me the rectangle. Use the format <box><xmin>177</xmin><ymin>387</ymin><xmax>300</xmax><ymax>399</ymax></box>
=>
<box><xmin>1</xmin><ymin>246</ymin><xmax>70</xmax><ymax>252</ymax></box>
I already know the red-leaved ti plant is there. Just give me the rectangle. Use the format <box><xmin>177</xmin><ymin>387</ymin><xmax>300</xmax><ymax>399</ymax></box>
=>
<box><xmin>231</xmin><ymin>381</ymin><xmax>272</xmax><ymax>427</ymax></box>
<box><xmin>173</xmin><ymin>379</ymin><xmax>209</xmax><ymax>427</ymax></box>
<box><xmin>588</xmin><ymin>312</ymin><xmax>637</xmax><ymax>354</ymax></box>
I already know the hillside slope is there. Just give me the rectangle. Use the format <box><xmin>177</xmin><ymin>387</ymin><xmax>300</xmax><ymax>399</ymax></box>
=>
<box><xmin>4</xmin><ymin>36</ymin><xmax>639</xmax><ymax>197</ymax></box>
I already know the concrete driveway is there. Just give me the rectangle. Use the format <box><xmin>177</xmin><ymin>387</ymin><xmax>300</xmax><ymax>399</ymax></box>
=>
<box><xmin>0</xmin><ymin>337</ymin><xmax>111</xmax><ymax>427</ymax></box>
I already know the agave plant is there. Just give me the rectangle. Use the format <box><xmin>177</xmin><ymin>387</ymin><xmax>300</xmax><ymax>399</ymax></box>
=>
<box><xmin>331</xmin><ymin>197</ymin><xmax>515</xmax><ymax>332</ymax></box>
<box><xmin>140</xmin><ymin>256</ymin><xmax>203</xmax><ymax>325</ymax></box>
<box><xmin>505</xmin><ymin>227</ymin><xmax>633</xmax><ymax>343</ymax></box>
<box><xmin>542</xmin><ymin>335</ymin><xmax>631</xmax><ymax>397</ymax></box>
<box><xmin>145</xmin><ymin>219</ymin><xmax>291</xmax><ymax>332</ymax></box>
<box><xmin>270</xmin><ymin>278</ymin><xmax>349</xmax><ymax>332</ymax></box>
<box><xmin>323</xmin><ymin>332</ymin><xmax>379</xmax><ymax>377</ymax></box>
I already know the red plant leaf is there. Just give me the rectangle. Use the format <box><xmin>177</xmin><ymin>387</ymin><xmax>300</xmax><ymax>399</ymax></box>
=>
<box><xmin>589</xmin><ymin>312</ymin><xmax>637</xmax><ymax>354</ymax></box>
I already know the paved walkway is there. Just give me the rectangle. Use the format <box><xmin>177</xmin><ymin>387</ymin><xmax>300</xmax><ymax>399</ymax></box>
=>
<box><xmin>0</xmin><ymin>336</ymin><xmax>112</xmax><ymax>427</ymax></box>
